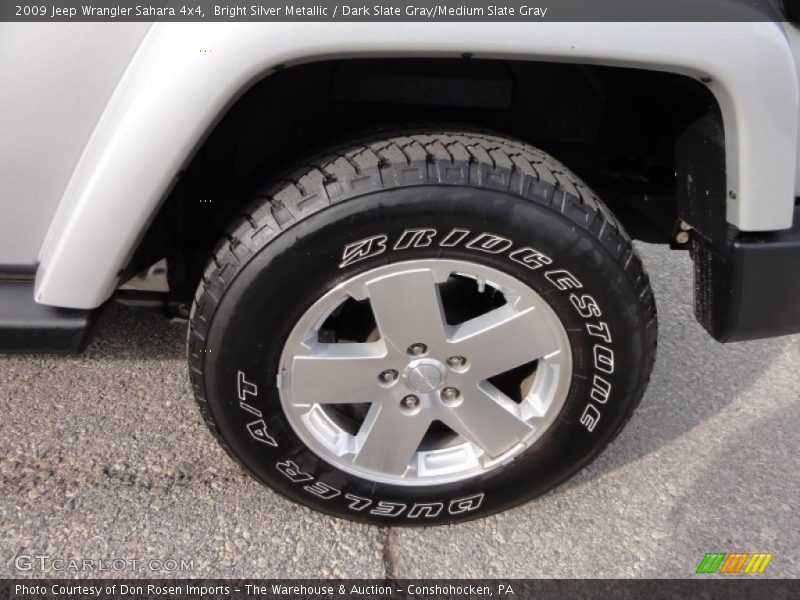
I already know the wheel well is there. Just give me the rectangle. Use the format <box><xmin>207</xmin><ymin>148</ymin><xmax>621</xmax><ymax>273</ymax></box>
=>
<box><xmin>125</xmin><ymin>57</ymin><xmax>720</xmax><ymax>301</ymax></box>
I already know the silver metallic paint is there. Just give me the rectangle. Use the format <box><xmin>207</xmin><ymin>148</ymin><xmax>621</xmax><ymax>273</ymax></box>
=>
<box><xmin>0</xmin><ymin>23</ymin><xmax>796</xmax><ymax>308</ymax></box>
<box><xmin>0</xmin><ymin>23</ymin><xmax>151</xmax><ymax>266</ymax></box>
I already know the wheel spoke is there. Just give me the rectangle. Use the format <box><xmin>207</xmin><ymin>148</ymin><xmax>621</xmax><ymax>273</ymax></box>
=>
<box><xmin>364</xmin><ymin>268</ymin><xmax>447</xmax><ymax>353</ymax></box>
<box><xmin>290</xmin><ymin>342</ymin><xmax>386</xmax><ymax>405</ymax></box>
<box><xmin>450</xmin><ymin>303</ymin><xmax>561</xmax><ymax>380</ymax></box>
<box><xmin>443</xmin><ymin>382</ymin><xmax>534</xmax><ymax>457</ymax></box>
<box><xmin>352</xmin><ymin>403</ymin><xmax>431</xmax><ymax>475</ymax></box>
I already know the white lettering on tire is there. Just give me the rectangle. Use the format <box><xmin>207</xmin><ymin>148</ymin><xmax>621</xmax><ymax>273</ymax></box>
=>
<box><xmin>245</xmin><ymin>420</ymin><xmax>278</xmax><ymax>446</ymax></box>
<box><xmin>275</xmin><ymin>460</ymin><xmax>313</xmax><ymax>483</ymax></box>
<box><xmin>237</xmin><ymin>370</ymin><xmax>262</xmax><ymax>417</ymax></box>
<box><xmin>370</xmin><ymin>501</ymin><xmax>406</xmax><ymax>517</ymax></box>
<box><xmin>579</xmin><ymin>404</ymin><xmax>602</xmax><ymax>432</ymax></box>
<box><xmin>439</xmin><ymin>228</ymin><xmax>471</xmax><ymax>247</ymax></box>
<box><xmin>590</xmin><ymin>375</ymin><xmax>612</xmax><ymax>404</ymax></box>
<box><xmin>569</xmin><ymin>294</ymin><xmax>601</xmax><ymax>318</ymax></box>
<box><xmin>339</xmin><ymin>234</ymin><xmax>388</xmax><ymax>267</ymax></box>
<box><xmin>407</xmin><ymin>502</ymin><xmax>444</xmax><ymax>519</ymax></box>
<box><xmin>586</xmin><ymin>321</ymin><xmax>613</xmax><ymax>344</ymax></box>
<box><xmin>237</xmin><ymin>370</ymin><xmax>278</xmax><ymax>444</ymax></box>
<box><xmin>593</xmin><ymin>344</ymin><xmax>615</xmax><ymax>374</ymax></box>
<box><xmin>394</xmin><ymin>228</ymin><xmax>437</xmax><ymax>250</ymax></box>
<box><xmin>465</xmin><ymin>232</ymin><xmax>513</xmax><ymax>254</ymax></box>
<box><xmin>448</xmin><ymin>493</ymin><xmax>485</xmax><ymax>514</ymax></box>
<box><xmin>509</xmin><ymin>247</ymin><xmax>553</xmax><ymax>270</ymax></box>
<box><xmin>304</xmin><ymin>481</ymin><xmax>341</xmax><ymax>500</ymax></box>
<box><xmin>344</xmin><ymin>493</ymin><xmax>372</xmax><ymax>511</ymax></box>
<box><xmin>544</xmin><ymin>269</ymin><xmax>583</xmax><ymax>291</ymax></box>
<box><xmin>275</xmin><ymin>462</ymin><xmax>486</xmax><ymax>520</ymax></box>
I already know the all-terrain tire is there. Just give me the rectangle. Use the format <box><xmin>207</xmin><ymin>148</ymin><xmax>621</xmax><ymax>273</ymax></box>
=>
<box><xmin>188</xmin><ymin>125</ymin><xmax>657</xmax><ymax>525</ymax></box>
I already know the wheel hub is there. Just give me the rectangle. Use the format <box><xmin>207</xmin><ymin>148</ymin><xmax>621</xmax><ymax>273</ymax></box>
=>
<box><xmin>402</xmin><ymin>358</ymin><xmax>447</xmax><ymax>394</ymax></box>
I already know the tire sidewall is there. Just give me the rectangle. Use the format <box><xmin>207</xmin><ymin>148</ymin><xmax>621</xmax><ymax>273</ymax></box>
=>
<box><xmin>202</xmin><ymin>185</ymin><xmax>649</xmax><ymax>524</ymax></box>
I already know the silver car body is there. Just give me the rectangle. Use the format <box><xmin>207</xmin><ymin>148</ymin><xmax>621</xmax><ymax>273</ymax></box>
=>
<box><xmin>0</xmin><ymin>22</ymin><xmax>798</xmax><ymax>309</ymax></box>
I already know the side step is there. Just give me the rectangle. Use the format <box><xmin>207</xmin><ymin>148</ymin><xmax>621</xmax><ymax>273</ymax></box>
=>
<box><xmin>0</xmin><ymin>280</ymin><xmax>98</xmax><ymax>353</ymax></box>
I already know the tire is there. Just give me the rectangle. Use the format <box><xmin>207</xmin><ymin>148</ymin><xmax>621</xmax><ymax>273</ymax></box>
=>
<box><xmin>188</xmin><ymin>125</ymin><xmax>657</xmax><ymax>525</ymax></box>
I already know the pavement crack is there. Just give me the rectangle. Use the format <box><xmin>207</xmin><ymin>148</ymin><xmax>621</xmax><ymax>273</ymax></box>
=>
<box><xmin>380</xmin><ymin>526</ymin><xmax>397</xmax><ymax>580</ymax></box>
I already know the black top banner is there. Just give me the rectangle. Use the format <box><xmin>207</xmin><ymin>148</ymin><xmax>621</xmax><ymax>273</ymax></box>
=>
<box><xmin>1</xmin><ymin>0</ymin><xmax>794</xmax><ymax>22</ymax></box>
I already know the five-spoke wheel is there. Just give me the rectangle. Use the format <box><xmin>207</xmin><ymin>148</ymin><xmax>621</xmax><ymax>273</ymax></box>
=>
<box><xmin>280</xmin><ymin>260</ymin><xmax>572</xmax><ymax>485</ymax></box>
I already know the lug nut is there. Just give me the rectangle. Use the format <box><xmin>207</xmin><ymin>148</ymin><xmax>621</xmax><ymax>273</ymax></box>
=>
<box><xmin>407</xmin><ymin>343</ymin><xmax>428</xmax><ymax>356</ymax></box>
<box><xmin>379</xmin><ymin>369</ymin><xmax>398</xmax><ymax>384</ymax></box>
<box><xmin>447</xmin><ymin>356</ymin><xmax>467</xmax><ymax>369</ymax></box>
<box><xmin>441</xmin><ymin>387</ymin><xmax>460</xmax><ymax>402</ymax></box>
<box><xmin>401</xmin><ymin>395</ymin><xmax>420</xmax><ymax>410</ymax></box>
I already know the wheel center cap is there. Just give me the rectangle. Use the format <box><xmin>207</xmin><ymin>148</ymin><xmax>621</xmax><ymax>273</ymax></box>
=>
<box><xmin>403</xmin><ymin>358</ymin><xmax>446</xmax><ymax>393</ymax></box>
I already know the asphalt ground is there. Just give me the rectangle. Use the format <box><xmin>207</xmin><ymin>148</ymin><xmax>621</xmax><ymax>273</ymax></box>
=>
<box><xmin>1</xmin><ymin>243</ymin><xmax>798</xmax><ymax>578</ymax></box>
